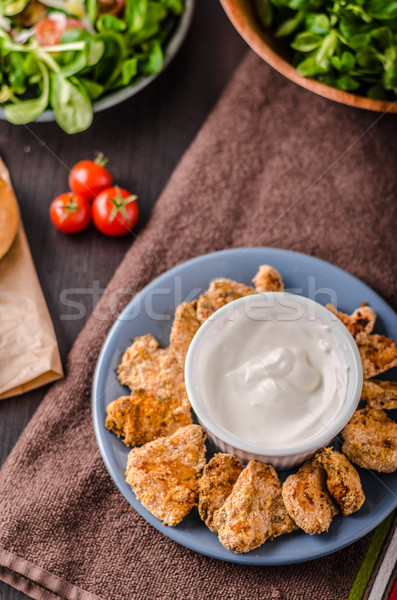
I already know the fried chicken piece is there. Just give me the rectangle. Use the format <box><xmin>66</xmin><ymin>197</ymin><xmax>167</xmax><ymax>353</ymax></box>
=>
<box><xmin>252</xmin><ymin>265</ymin><xmax>284</xmax><ymax>293</ymax></box>
<box><xmin>117</xmin><ymin>333</ymin><xmax>186</xmax><ymax>400</ymax></box>
<box><xmin>341</xmin><ymin>408</ymin><xmax>397</xmax><ymax>473</ymax></box>
<box><xmin>196</xmin><ymin>278</ymin><xmax>255</xmax><ymax>322</ymax></box>
<box><xmin>125</xmin><ymin>425</ymin><xmax>207</xmax><ymax>526</ymax></box>
<box><xmin>282</xmin><ymin>461</ymin><xmax>338</xmax><ymax>534</ymax></box>
<box><xmin>198</xmin><ymin>453</ymin><xmax>243</xmax><ymax>533</ymax></box>
<box><xmin>361</xmin><ymin>380</ymin><xmax>397</xmax><ymax>410</ymax></box>
<box><xmin>326</xmin><ymin>303</ymin><xmax>376</xmax><ymax>340</ymax></box>
<box><xmin>106</xmin><ymin>391</ymin><xmax>192</xmax><ymax>447</ymax></box>
<box><xmin>313</xmin><ymin>447</ymin><xmax>365</xmax><ymax>516</ymax></box>
<box><xmin>356</xmin><ymin>334</ymin><xmax>397</xmax><ymax>378</ymax></box>
<box><xmin>169</xmin><ymin>300</ymin><xmax>201</xmax><ymax>369</ymax></box>
<box><xmin>213</xmin><ymin>461</ymin><xmax>296</xmax><ymax>553</ymax></box>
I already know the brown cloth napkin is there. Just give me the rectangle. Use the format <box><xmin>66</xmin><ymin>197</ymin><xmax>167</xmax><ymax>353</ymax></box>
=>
<box><xmin>1</xmin><ymin>51</ymin><xmax>397</xmax><ymax>600</ymax></box>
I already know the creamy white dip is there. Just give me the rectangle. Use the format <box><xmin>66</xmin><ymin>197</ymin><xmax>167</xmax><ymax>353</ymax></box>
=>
<box><xmin>201</xmin><ymin>295</ymin><xmax>349</xmax><ymax>449</ymax></box>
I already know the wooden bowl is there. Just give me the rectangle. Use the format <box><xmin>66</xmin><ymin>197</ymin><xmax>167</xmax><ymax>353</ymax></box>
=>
<box><xmin>220</xmin><ymin>0</ymin><xmax>397</xmax><ymax>113</ymax></box>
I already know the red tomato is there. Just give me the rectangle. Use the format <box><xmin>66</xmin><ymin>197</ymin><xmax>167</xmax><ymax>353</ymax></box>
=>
<box><xmin>49</xmin><ymin>192</ymin><xmax>91</xmax><ymax>233</ymax></box>
<box><xmin>92</xmin><ymin>187</ymin><xmax>139</xmax><ymax>237</ymax></box>
<box><xmin>35</xmin><ymin>17</ymin><xmax>84</xmax><ymax>46</ymax></box>
<box><xmin>69</xmin><ymin>157</ymin><xmax>113</xmax><ymax>201</ymax></box>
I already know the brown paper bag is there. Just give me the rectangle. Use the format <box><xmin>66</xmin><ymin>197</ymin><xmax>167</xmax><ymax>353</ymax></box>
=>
<box><xmin>0</xmin><ymin>157</ymin><xmax>63</xmax><ymax>400</ymax></box>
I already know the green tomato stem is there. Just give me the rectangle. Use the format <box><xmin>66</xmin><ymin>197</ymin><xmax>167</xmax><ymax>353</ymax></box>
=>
<box><xmin>94</xmin><ymin>151</ymin><xmax>108</xmax><ymax>167</ymax></box>
<box><xmin>109</xmin><ymin>186</ymin><xmax>137</xmax><ymax>224</ymax></box>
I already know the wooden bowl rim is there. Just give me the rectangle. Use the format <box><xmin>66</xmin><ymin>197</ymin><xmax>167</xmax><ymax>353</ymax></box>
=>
<box><xmin>220</xmin><ymin>0</ymin><xmax>397</xmax><ymax>113</ymax></box>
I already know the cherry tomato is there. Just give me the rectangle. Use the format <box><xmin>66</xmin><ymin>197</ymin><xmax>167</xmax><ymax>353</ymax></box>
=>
<box><xmin>34</xmin><ymin>17</ymin><xmax>84</xmax><ymax>46</ymax></box>
<box><xmin>49</xmin><ymin>192</ymin><xmax>91</xmax><ymax>234</ymax></box>
<box><xmin>69</xmin><ymin>156</ymin><xmax>113</xmax><ymax>201</ymax></box>
<box><xmin>92</xmin><ymin>186</ymin><xmax>138</xmax><ymax>237</ymax></box>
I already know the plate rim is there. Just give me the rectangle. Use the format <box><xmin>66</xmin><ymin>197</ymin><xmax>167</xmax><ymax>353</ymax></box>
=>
<box><xmin>92</xmin><ymin>247</ymin><xmax>397</xmax><ymax>565</ymax></box>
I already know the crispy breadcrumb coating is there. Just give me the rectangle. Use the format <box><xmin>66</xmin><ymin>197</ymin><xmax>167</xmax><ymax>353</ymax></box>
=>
<box><xmin>326</xmin><ymin>304</ymin><xmax>376</xmax><ymax>340</ymax></box>
<box><xmin>313</xmin><ymin>447</ymin><xmax>365</xmax><ymax>516</ymax></box>
<box><xmin>214</xmin><ymin>461</ymin><xmax>296</xmax><ymax>553</ymax></box>
<box><xmin>117</xmin><ymin>333</ymin><xmax>186</xmax><ymax>400</ymax></box>
<box><xmin>361</xmin><ymin>380</ymin><xmax>397</xmax><ymax>410</ymax></box>
<box><xmin>196</xmin><ymin>278</ymin><xmax>255</xmax><ymax>322</ymax></box>
<box><xmin>110</xmin><ymin>267</ymin><xmax>397</xmax><ymax>544</ymax></box>
<box><xmin>106</xmin><ymin>391</ymin><xmax>192</xmax><ymax>447</ymax></box>
<box><xmin>198</xmin><ymin>453</ymin><xmax>243</xmax><ymax>533</ymax></box>
<box><xmin>357</xmin><ymin>334</ymin><xmax>397</xmax><ymax>378</ymax></box>
<box><xmin>170</xmin><ymin>300</ymin><xmax>201</xmax><ymax>369</ymax></box>
<box><xmin>125</xmin><ymin>425</ymin><xmax>207</xmax><ymax>526</ymax></box>
<box><xmin>282</xmin><ymin>461</ymin><xmax>338</xmax><ymax>534</ymax></box>
<box><xmin>341</xmin><ymin>408</ymin><xmax>397</xmax><ymax>473</ymax></box>
<box><xmin>252</xmin><ymin>265</ymin><xmax>284</xmax><ymax>293</ymax></box>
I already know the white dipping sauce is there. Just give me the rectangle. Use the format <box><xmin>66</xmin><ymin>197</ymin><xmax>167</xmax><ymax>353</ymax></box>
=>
<box><xmin>202</xmin><ymin>296</ymin><xmax>349</xmax><ymax>449</ymax></box>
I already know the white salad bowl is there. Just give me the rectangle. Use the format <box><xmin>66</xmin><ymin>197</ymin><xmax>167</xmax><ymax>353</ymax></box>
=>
<box><xmin>185</xmin><ymin>292</ymin><xmax>363</xmax><ymax>469</ymax></box>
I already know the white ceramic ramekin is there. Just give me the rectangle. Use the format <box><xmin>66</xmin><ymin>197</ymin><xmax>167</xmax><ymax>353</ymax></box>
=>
<box><xmin>185</xmin><ymin>292</ymin><xmax>363</xmax><ymax>469</ymax></box>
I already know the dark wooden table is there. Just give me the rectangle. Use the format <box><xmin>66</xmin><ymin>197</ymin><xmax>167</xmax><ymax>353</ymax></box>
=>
<box><xmin>0</xmin><ymin>2</ymin><xmax>246</xmax><ymax>597</ymax></box>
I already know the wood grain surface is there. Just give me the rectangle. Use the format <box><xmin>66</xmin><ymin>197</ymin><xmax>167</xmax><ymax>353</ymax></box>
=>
<box><xmin>0</xmin><ymin>2</ymin><xmax>246</xmax><ymax>598</ymax></box>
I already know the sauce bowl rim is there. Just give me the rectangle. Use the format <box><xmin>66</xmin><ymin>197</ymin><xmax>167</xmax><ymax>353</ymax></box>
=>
<box><xmin>185</xmin><ymin>291</ymin><xmax>363</xmax><ymax>458</ymax></box>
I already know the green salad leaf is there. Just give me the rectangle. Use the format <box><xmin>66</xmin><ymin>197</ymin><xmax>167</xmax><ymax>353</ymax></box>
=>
<box><xmin>0</xmin><ymin>0</ymin><xmax>184</xmax><ymax>132</ymax></box>
<box><xmin>4</xmin><ymin>59</ymin><xmax>49</xmax><ymax>123</ymax></box>
<box><xmin>50</xmin><ymin>72</ymin><xmax>93</xmax><ymax>133</ymax></box>
<box><xmin>2</xmin><ymin>0</ymin><xmax>30</xmax><ymax>17</ymax></box>
<box><xmin>125</xmin><ymin>0</ymin><xmax>148</xmax><ymax>33</ymax></box>
<box><xmin>143</xmin><ymin>39</ymin><xmax>163</xmax><ymax>73</ymax></box>
<box><xmin>121</xmin><ymin>56</ymin><xmax>138</xmax><ymax>84</ymax></box>
<box><xmin>253</xmin><ymin>0</ymin><xmax>397</xmax><ymax>100</ymax></box>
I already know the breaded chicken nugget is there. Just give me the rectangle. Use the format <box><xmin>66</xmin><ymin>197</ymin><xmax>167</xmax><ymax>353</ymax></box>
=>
<box><xmin>357</xmin><ymin>334</ymin><xmax>397</xmax><ymax>378</ymax></box>
<box><xmin>196</xmin><ymin>278</ymin><xmax>255</xmax><ymax>322</ymax></box>
<box><xmin>282</xmin><ymin>461</ymin><xmax>338</xmax><ymax>534</ymax></box>
<box><xmin>361</xmin><ymin>380</ymin><xmax>397</xmax><ymax>410</ymax></box>
<box><xmin>313</xmin><ymin>447</ymin><xmax>365</xmax><ymax>516</ymax></box>
<box><xmin>341</xmin><ymin>408</ymin><xmax>397</xmax><ymax>473</ymax></box>
<box><xmin>125</xmin><ymin>425</ymin><xmax>207</xmax><ymax>526</ymax></box>
<box><xmin>252</xmin><ymin>265</ymin><xmax>284</xmax><ymax>293</ymax></box>
<box><xmin>118</xmin><ymin>334</ymin><xmax>186</xmax><ymax>399</ymax></box>
<box><xmin>326</xmin><ymin>304</ymin><xmax>376</xmax><ymax>340</ymax></box>
<box><xmin>213</xmin><ymin>461</ymin><xmax>296</xmax><ymax>553</ymax></box>
<box><xmin>106</xmin><ymin>391</ymin><xmax>192</xmax><ymax>447</ymax></box>
<box><xmin>198</xmin><ymin>453</ymin><xmax>243</xmax><ymax>533</ymax></box>
<box><xmin>170</xmin><ymin>300</ymin><xmax>201</xmax><ymax>369</ymax></box>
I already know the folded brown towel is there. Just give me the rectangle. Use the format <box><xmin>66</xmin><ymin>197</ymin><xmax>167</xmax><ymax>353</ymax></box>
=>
<box><xmin>1</xmin><ymin>51</ymin><xmax>396</xmax><ymax>600</ymax></box>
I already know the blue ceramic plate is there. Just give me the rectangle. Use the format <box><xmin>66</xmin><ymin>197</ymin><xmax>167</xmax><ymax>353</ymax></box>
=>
<box><xmin>92</xmin><ymin>248</ymin><xmax>397</xmax><ymax>565</ymax></box>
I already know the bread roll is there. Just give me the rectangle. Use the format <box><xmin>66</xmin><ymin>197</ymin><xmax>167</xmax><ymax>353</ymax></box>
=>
<box><xmin>0</xmin><ymin>177</ymin><xmax>19</xmax><ymax>259</ymax></box>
